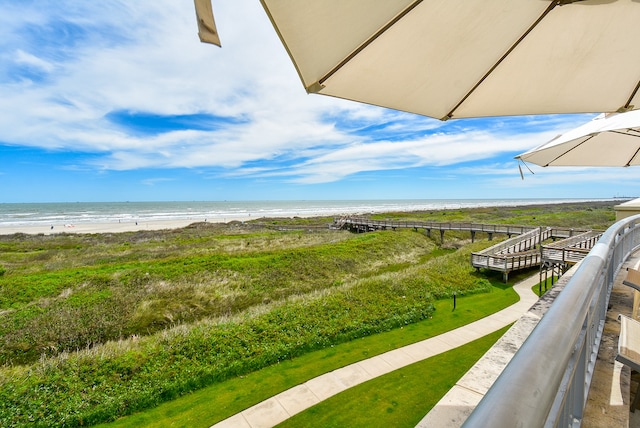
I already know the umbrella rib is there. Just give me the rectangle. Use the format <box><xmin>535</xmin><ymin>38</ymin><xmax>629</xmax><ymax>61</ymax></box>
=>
<box><xmin>612</xmin><ymin>129</ymin><xmax>640</xmax><ymax>166</ymax></box>
<box><xmin>316</xmin><ymin>0</ymin><xmax>423</xmax><ymax>88</ymax></box>
<box><xmin>442</xmin><ymin>1</ymin><xmax>561</xmax><ymax>120</ymax></box>
<box><xmin>623</xmin><ymin>79</ymin><xmax>640</xmax><ymax>111</ymax></box>
<box><xmin>554</xmin><ymin>125</ymin><xmax>640</xmax><ymax>166</ymax></box>
<box><xmin>625</xmin><ymin>146</ymin><xmax>640</xmax><ymax>167</ymax></box>
<box><xmin>612</xmin><ymin>129</ymin><xmax>640</xmax><ymax>138</ymax></box>
<box><xmin>544</xmin><ymin>134</ymin><xmax>595</xmax><ymax>166</ymax></box>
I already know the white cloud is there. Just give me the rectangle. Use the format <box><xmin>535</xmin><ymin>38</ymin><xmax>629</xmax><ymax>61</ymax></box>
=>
<box><xmin>142</xmin><ymin>177</ymin><xmax>175</xmax><ymax>186</ymax></box>
<box><xmin>14</xmin><ymin>49</ymin><xmax>55</xmax><ymax>73</ymax></box>
<box><xmin>0</xmin><ymin>0</ymin><xmax>624</xmax><ymax>198</ymax></box>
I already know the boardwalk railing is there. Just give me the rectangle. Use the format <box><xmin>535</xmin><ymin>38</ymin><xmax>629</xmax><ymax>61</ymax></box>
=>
<box><xmin>337</xmin><ymin>217</ymin><xmax>587</xmax><ymax>239</ymax></box>
<box><xmin>338</xmin><ymin>217</ymin><xmax>596</xmax><ymax>280</ymax></box>
<box><xmin>469</xmin><ymin>227</ymin><xmax>550</xmax><ymax>280</ymax></box>
<box><xmin>471</xmin><ymin>249</ymin><xmax>542</xmax><ymax>274</ymax></box>
<box><xmin>542</xmin><ymin>231</ymin><xmax>603</xmax><ymax>266</ymax></box>
<box><xmin>337</xmin><ymin>217</ymin><xmax>536</xmax><ymax>236</ymax></box>
<box><xmin>483</xmin><ymin>227</ymin><xmax>547</xmax><ymax>255</ymax></box>
<box><xmin>463</xmin><ymin>214</ymin><xmax>640</xmax><ymax>428</ymax></box>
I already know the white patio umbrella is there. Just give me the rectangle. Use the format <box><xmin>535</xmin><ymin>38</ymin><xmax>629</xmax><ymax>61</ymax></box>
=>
<box><xmin>515</xmin><ymin>110</ymin><xmax>640</xmax><ymax>167</ymax></box>
<box><xmin>256</xmin><ymin>0</ymin><xmax>640</xmax><ymax>121</ymax></box>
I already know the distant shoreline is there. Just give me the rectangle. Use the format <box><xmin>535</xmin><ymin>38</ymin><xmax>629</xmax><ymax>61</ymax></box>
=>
<box><xmin>0</xmin><ymin>217</ymin><xmax>253</xmax><ymax>236</ymax></box>
<box><xmin>0</xmin><ymin>199</ymin><xmax>628</xmax><ymax>236</ymax></box>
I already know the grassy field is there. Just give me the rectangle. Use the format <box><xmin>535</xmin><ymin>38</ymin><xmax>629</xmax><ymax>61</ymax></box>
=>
<box><xmin>100</xmin><ymin>279</ymin><xmax>519</xmax><ymax>427</ymax></box>
<box><xmin>0</xmin><ymin>201</ymin><xmax>619</xmax><ymax>426</ymax></box>
<box><xmin>277</xmin><ymin>325</ymin><xmax>512</xmax><ymax>428</ymax></box>
<box><xmin>367</xmin><ymin>200</ymin><xmax>617</xmax><ymax>230</ymax></box>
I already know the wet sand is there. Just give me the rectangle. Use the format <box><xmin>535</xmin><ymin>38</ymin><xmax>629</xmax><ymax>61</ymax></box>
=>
<box><xmin>0</xmin><ymin>216</ymin><xmax>255</xmax><ymax>236</ymax></box>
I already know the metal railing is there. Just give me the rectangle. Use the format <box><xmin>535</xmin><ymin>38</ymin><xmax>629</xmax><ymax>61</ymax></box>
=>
<box><xmin>463</xmin><ymin>214</ymin><xmax>640</xmax><ymax>428</ymax></box>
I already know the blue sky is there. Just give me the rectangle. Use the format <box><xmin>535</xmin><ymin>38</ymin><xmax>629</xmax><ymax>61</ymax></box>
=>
<box><xmin>0</xmin><ymin>1</ymin><xmax>637</xmax><ymax>203</ymax></box>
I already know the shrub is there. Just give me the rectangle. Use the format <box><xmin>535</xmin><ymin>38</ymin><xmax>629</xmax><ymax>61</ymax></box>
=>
<box><xmin>0</xmin><ymin>223</ymin><xmax>500</xmax><ymax>426</ymax></box>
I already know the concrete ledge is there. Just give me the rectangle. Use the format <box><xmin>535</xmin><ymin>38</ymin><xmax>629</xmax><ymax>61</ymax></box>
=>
<box><xmin>416</xmin><ymin>268</ymin><xmax>577</xmax><ymax>428</ymax></box>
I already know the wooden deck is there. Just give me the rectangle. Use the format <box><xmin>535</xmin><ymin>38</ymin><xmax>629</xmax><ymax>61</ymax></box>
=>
<box><xmin>541</xmin><ymin>230</ymin><xmax>603</xmax><ymax>266</ymax></box>
<box><xmin>334</xmin><ymin>216</ymin><xmax>600</xmax><ymax>281</ymax></box>
<box><xmin>470</xmin><ymin>227</ymin><xmax>549</xmax><ymax>281</ymax></box>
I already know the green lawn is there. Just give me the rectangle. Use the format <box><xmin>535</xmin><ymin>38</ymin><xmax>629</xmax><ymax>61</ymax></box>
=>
<box><xmin>278</xmin><ymin>325</ymin><xmax>511</xmax><ymax>428</ymax></box>
<box><xmin>101</xmin><ymin>285</ymin><xmax>517</xmax><ymax>427</ymax></box>
<box><xmin>0</xmin><ymin>201</ymin><xmax>618</xmax><ymax>426</ymax></box>
<box><xmin>533</xmin><ymin>275</ymin><xmax>558</xmax><ymax>296</ymax></box>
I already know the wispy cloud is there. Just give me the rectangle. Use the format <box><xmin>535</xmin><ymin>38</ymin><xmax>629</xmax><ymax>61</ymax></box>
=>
<box><xmin>0</xmin><ymin>1</ymin><xmax>632</xmax><ymax>202</ymax></box>
<box><xmin>142</xmin><ymin>177</ymin><xmax>175</xmax><ymax>186</ymax></box>
<box><xmin>14</xmin><ymin>49</ymin><xmax>55</xmax><ymax>73</ymax></box>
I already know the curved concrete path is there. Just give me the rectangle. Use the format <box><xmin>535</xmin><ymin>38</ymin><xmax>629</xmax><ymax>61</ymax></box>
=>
<box><xmin>212</xmin><ymin>275</ymin><xmax>541</xmax><ymax>428</ymax></box>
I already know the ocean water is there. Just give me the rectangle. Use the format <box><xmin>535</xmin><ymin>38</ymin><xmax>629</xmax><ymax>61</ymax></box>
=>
<box><xmin>0</xmin><ymin>198</ymin><xmax>617</xmax><ymax>228</ymax></box>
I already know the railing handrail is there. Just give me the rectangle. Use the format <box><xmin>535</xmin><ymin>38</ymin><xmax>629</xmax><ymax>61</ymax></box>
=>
<box><xmin>473</xmin><ymin>227</ymin><xmax>545</xmax><ymax>256</ymax></box>
<box><xmin>338</xmin><ymin>216</ymin><xmax>537</xmax><ymax>234</ymax></box>
<box><xmin>543</xmin><ymin>230</ymin><xmax>603</xmax><ymax>249</ymax></box>
<box><xmin>463</xmin><ymin>214</ymin><xmax>640</xmax><ymax>428</ymax></box>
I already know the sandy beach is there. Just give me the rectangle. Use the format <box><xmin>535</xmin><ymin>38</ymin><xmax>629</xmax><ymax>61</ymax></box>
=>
<box><xmin>0</xmin><ymin>216</ymin><xmax>256</xmax><ymax>236</ymax></box>
<box><xmin>0</xmin><ymin>199</ymin><xmax>622</xmax><ymax>237</ymax></box>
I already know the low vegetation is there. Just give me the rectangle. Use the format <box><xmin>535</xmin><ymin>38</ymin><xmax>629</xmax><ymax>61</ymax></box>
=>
<box><xmin>370</xmin><ymin>200</ymin><xmax>617</xmax><ymax>231</ymax></box>
<box><xmin>102</xmin><ymin>285</ymin><xmax>518</xmax><ymax>427</ymax></box>
<box><xmin>278</xmin><ymin>326</ymin><xmax>512</xmax><ymax>428</ymax></box>
<box><xmin>0</xmin><ymin>201</ymin><xmax>619</xmax><ymax>426</ymax></box>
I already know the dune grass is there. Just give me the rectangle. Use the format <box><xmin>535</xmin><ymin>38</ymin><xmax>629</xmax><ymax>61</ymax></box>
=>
<box><xmin>0</xmin><ymin>201</ymin><xmax>618</xmax><ymax>427</ymax></box>
<box><xmin>371</xmin><ymin>200</ymin><xmax>616</xmax><ymax>231</ymax></box>
<box><xmin>100</xmin><ymin>285</ymin><xmax>517</xmax><ymax>427</ymax></box>
<box><xmin>0</xmin><ymin>227</ymin><xmax>500</xmax><ymax>427</ymax></box>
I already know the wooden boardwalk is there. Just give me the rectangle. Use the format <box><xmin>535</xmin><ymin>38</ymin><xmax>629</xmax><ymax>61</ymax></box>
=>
<box><xmin>541</xmin><ymin>230</ymin><xmax>603</xmax><ymax>266</ymax></box>
<box><xmin>334</xmin><ymin>217</ymin><xmax>600</xmax><ymax>281</ymax></box>
<box><xmin>335</xmin><ymin>216</ymin><xmax>536</xmax><ymax>240</ymax></box>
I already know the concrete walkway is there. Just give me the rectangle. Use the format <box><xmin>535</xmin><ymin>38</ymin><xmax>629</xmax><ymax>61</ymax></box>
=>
<box><xmin>417</xmin><ymin>272</ymin><xmax>555</xmax><ymax>427</ymax></box>
<box><xmin>212</xmin><ymin>275</ymin><xmax>541</xmax><ymax>428</ymax></box>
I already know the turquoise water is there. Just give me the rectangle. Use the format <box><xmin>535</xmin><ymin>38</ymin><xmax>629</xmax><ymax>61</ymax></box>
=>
<box><xmin>0</xmin><ymin>198</ymin><xmax>616</xmax><ymax>228</ymax></box>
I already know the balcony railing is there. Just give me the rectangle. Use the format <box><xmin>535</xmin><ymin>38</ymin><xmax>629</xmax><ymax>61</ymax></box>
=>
<box><xmin>463</xmin><ymin>214</ymin><xmax>640</xmax><ymax>427</ymax></box>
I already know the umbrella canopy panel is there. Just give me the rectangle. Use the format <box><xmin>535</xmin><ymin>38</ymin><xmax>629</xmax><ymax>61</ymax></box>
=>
<box><xmin>260</xmin><ymin>0</ymin><xmax>640</xmax><ymax>120</ymax></box>
<box><xmin>516</xmin><ymin>110</ymin><xmax>640</xmax><ymax>167</ymax></box>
